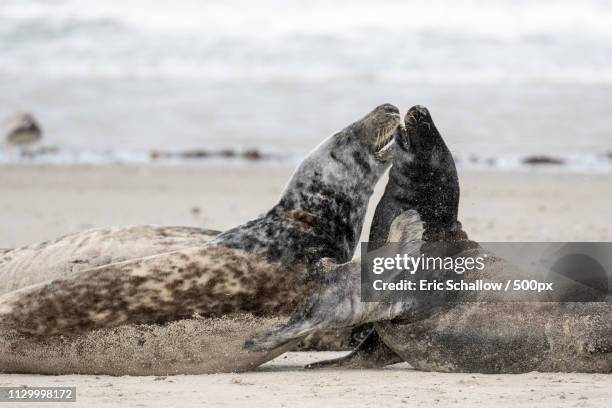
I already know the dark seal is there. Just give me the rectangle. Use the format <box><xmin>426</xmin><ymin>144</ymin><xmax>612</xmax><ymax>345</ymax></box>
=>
<box><xmin>247</xmin><ymin>106</ymin><xmax>612</xmax><ymax>374</ymax></box>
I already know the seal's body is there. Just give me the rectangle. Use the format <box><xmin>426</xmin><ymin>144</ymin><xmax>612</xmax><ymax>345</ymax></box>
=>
<box><xmin>0</xmin><ymin>104</ymin><xmax>400</xmax><ymax>375</ymax></box>
<box><xmin>0</xmin><ymin>229</ymin><xmax>295</xmax><ymax>375</ymax></box>
<box><xmin>0</xmin><ymin>226</ymin><xmax>220</xmax><ymax>294</ymax></box>
<box><xmin>247</xmin><ymin>106</ymin><xmax>612</xmax><ymax>373</ymax></box>
<box><xmin>377</xmin><ymin>301</ymin><xmax>612</xmax><ymax>374</ymax></box>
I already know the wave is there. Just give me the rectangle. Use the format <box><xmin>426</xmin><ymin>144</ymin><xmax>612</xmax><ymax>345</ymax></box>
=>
<box><xmin>1</xmin><ymin>0</ymin><xmax>612</xmax><ymax>83</ymax></box>
<box><xmin>4</xmin><ymin>0</ymin><xmax>612</xmax><ymax>38</ymax></box>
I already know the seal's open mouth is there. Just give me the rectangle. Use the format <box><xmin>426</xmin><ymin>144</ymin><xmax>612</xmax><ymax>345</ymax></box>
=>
<box><xmin>374</xmin><ymin>118</ymin><xmax>399</xmax><ymax>162</ymax></box>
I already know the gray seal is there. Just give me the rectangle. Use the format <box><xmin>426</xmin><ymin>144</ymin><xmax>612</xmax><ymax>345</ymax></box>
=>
<box><xmin>0</xmin><ymin>103</ymin><xmax>400</xmax><ymax>375</ymax></box>
<box><xmin>246</xmin><ymin>106</ymin><xmax>612</xmax><ymax>373</ymax></box>
<box><xmin>0</xmin><ymin>226</ymin><xmax>356</xmax><ymax>352</ymax></box>
<box><xmin>0</xmin><ymin>226</ymin><xmax>220</xmax><ymax>294</ymax></box>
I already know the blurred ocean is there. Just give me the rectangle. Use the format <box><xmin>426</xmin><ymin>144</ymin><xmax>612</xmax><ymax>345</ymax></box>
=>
<box><xmin>0</xmin><ymin>0</ymin><xmax>611</xmax><ymax>170</ymax></box>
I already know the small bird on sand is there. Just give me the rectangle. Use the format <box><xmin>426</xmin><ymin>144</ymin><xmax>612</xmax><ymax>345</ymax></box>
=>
<box><xmin>4</xmin><ymin>112</ymin><xmax>43</xmax><ymax>146</ymax></box>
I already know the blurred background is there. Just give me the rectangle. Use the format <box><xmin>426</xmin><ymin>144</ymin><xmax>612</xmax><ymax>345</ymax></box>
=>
<box><xmin>1</xmin><ymin>0</ymin><xmax>611</xmax><ymax>170</ymax></box>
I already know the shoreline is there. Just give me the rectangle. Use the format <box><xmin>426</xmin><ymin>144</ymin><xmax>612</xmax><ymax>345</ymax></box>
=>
<box><xmin>1</xmin><ymin>150</ymin><xmax>612</xmax><ymax>174</ymax></box>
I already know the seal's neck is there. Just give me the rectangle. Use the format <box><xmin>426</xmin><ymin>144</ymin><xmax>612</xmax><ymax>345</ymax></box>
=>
<box><xmin>273</xmin><ymin>174</ymin><xmax>373</xmax><ymax>263</ymax></box>
<box><xmin>368</xmin><ymin>145</ymin><xmax>460</xmax><ymax>250</ymax></box>
<box><xmin>271</xmin><ymin>144</ymin><xmax>380</xmax><ymax>263</ymax></box>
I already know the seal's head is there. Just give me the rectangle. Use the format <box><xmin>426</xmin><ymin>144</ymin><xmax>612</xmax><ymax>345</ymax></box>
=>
<box><xmin>368</xmin><ymin>105</ymin><xmax>460</xmax><ymax>248</ymax></box>
<box><xmin>396</xmin><ymin>105</ymin><xmax>455</xmax><ymax>168</ymax></box>
<box><xmin>278</xmin><ymin>103</ymin><xmax>400</xmax><ymax>262</ymax></box>
<box><xmin>286</xmin><ymin>103</ymin><xmax>398</xmax><ymax>190</ymax></box>
<box><xmin>312</xmin><ymin>102</ymin><xmax>399</xmax><ymax>179</ymax></box>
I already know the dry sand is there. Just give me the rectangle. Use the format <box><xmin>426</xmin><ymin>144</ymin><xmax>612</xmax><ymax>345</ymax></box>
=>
<box><xmin>2</xmin><ymin>352</ymin><xmax>611</xmax><ymax>408</ymax></box>
<box><xmin>1</xmin><ymin>165</ymin><xmax>611</xmax><ymax>248</ymax></box>
<box><xmin>0</xmin><ymin>164</ymin><xmax>611</xmax><ymax>407</ymax></box>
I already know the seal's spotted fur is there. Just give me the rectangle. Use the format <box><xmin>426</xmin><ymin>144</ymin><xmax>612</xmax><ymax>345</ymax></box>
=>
<box><xmin>0</xmin><ymin>226</ymin><xmax>220</xmax><ymax>294</ymax></box>
<box><xmin>0</xmin><ymin>104</ymin><xmax>400</xmax><ymax>339</ymax></box>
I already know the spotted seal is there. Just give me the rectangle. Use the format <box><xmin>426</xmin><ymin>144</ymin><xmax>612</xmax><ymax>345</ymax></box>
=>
<box><xmin>0</xmin><ymin>226</ymin><xmax>220</xmax><ymax>294</ymax></box>
<box><xmin>246</xmin><ymin>106</ymin><xmax>612</xmax><ymax>373</ymax></box>
<box><xmin>0</xmin><ymin>103</ymin><xmax>399</xmax><ymax>375</ymax></box>
<box><xmin>0</xmin><ymin>226</ymin><xmax>356</xmax><ymax>352</ymax></box>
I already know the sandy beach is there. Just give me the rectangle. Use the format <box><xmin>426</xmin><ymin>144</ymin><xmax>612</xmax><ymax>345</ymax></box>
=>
<box><xmin>0</xmin><ymin>164</ymin><xmax>611</xmax><ymax>407</ymax></box>
<box><xmin>1</xmin><ymin>352</ymin><xmax>611</xmax><ymax>408</ymax></box>
<box><xmin>3</xmin><ymin>1</ymin><xmax>612</xmax><ymax>406</ymax></box>
<box><xmin>2</xmin><ymin>165</ymin><xmax>612</xmax><ymax>249</ymax></box>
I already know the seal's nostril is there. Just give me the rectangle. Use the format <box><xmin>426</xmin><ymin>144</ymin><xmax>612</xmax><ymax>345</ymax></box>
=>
<box><xmin>405</xmin><ymin>105</ymin><xmax>431</xmax><ymax>125</ymax></box>
<box><xmin>414</xmin><ymin>105</ymin><xmax>427</xmax><ymax>112</ymax></box>
<box><xmin>412</xmin><ymin>105</ymin><xmax>429</xmax><ymax>116</ymax></box>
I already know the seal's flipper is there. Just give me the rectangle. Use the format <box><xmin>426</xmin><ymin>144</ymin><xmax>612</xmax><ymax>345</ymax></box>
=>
<box><xmin>305</xmin><ymin>329</ymin><xmax>402</xmax><ymax>369</ymax></box>
<box><xmin>386</xmin><ymin>210</ymin><xmax>424</xmax><ymax>244</ymax></box>
<box><xmin>244</xmin><ymin>210</ymin><xmax>424</xmax><ymax>353</ymax></box>
<box><xmin>546</xmin><ymin>245</ymin><xmax>609</xmax><ymax>302</ymax></box>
